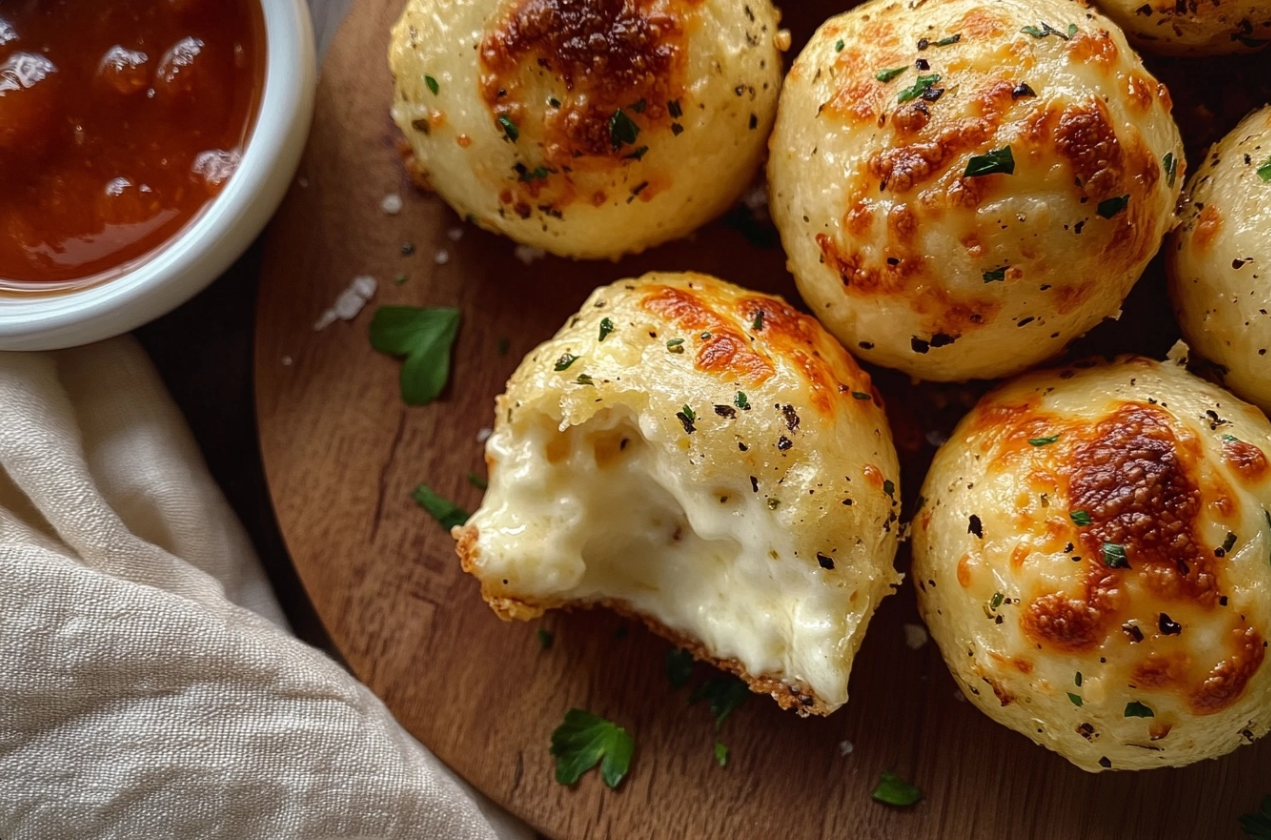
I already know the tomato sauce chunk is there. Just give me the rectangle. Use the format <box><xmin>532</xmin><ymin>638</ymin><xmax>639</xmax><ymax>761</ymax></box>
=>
<box><xmin>0</xmin><ymin>0</ymin><xmax>264</xmax><ymax>286</ymax></box>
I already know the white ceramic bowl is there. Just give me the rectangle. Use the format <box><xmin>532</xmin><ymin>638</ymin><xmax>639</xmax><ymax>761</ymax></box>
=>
<box><xmin>0</xmin><ymin>0</ymin><xmax>316</xmax><ymax>351</ymax></box>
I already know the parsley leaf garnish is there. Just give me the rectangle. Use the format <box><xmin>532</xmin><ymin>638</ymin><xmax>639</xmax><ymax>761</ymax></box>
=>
<box><xmin>1124</xmin><ymin>700</ymin><xmax>1155</xmax><ymax>718</ymax></box>
<box><xmin>609</xmin><ymin>108</ymin><xmax>640</xmax><ymax>149</ymax></box>
<box><xmin>369</xmin><ymin>306</ymin><xmax>461</xmax><ymax>406</ymax></box>
<box><xmin>665</xmin><ymin>649</ymin><xmax>694</xmax><ymax>687</ymax></box>
<box><xmin>714</xmin><ymin>741</ymin><xmax>730</xmax><ymax>767</ymax></box>
<box><xmin>1240</xmin><ymin>795</ymin><xmax>1271</xmax><ymax>839</ymax></box>
<box><xmin>1258</xmin><ymin>158</ymin><xmax>1271</xmax><ymax>183</ymax></box>
<box><xmin>497</xmin><ymin>114</ymin><xmax>519</xmax><ymax>142</ymax></box>
<box><xmin>1067</xmin><ymin>692</ymin><xmax>1083</xmax><ymax>707</ymax></box>
<box><xmin>1071</xmin><ymin>510</ymin><xmax>1092</xmax><ymax>526</ymax></box>
<box><xmin>983</xmin><ymin>266</ymin><xmax>1008</xmax><ymax>283</ymax></box>
<box><xmin>554</xmin><ymin>353</ymin><xmax>579</xmax><ymax>371</ymax></box>
<box><xmin>411</xmin><ymin>483</ymin><xmax>468</xmax><ymax>530</ymax></box>
<box><xmin>990</xmin><ymin>592</ymin><xmax>1004</xmax><ymax>610</ymax></box>
<box><xmin>425</xmin><ymin>75</ymin><xmax>439</xmax><ymax>95</ymax></box>
<box><xmin>1029</xmin><ymin>434</ymin><xmax>1059</xmax><ymax>446</ymax></box>
<box><xmin>872</xmin><ymin>771</ymin><xmax>923</xmax><ymax>806</ymax></box>
<box><xmin>898</xmin><ymin>74</ymin><xmax>941</xmax><ymax>103</ymax></box>
<box><xmin>690</xmin><ymin>675</ymin><xmax>750</xmax><ymax>729</ymax></box>
<box><xmin>1097</xmin><ymin>195</ymin><xmax>1130</xmax><ymax>219</ymax></box>
<box><xmin>550</xmin><ymin>709</ymin><xmax>635</xmax><ymax>788</ymax></box>
<box><xmin>876</xmin><ymin>65</ymin><xmax>909</xmax><ymax>83</ymax></box>
<box><xmin>1103</xmin><ymin>542</ymin><xmax>1130</xmax><ymax>568</ymax></box>
<box><xmin>934</xmin><ymin>33</ymin><xmax>962</xmax><ymax>46</ymax></box>
<box><xmin>598</xmin><ymin>317</ymin><xmax>615</xmax><ymax>341</ymax></box>
<box><xmin>1163</xmin><ymin>152</ymin><xmax>1178</xmax><ymax>188</ymax></box>
<box><xmin>965</xmin><ymin>146</ymin><xmax>1016</xmax><ymax>177</ymax></box>
<box><xmin>835</xmin><ymin>39</ymin><xmax>845</xmax><ymax>52</ymax></box>
<box><xmin>1022</xmin><ymin>22</ymin><xmax>1075</xmax><ymax>40</ymax></box>
<box><xmin>735</xmin><ymin>391</ymin><xmax>750</xmax><ymax>410</ymax></box>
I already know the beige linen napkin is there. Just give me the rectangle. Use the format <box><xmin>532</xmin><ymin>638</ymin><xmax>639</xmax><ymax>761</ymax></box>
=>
<box><xmin>0</xmin><ymin>336</ymin><xmax>531</xmax><ymax>840</ymax></box>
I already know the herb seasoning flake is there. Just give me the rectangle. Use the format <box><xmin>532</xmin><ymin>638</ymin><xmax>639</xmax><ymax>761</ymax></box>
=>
<box><xmin>965</xmin><ymin>146</ymin><xmax>1016</xmax><ymax>177</ymax></box>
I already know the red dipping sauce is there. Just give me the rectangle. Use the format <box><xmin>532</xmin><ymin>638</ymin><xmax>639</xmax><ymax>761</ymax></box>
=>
<box><xmin>0</xmin><ymin>0</ymin><xmax>265</xmax><ymax>288</ymax></box>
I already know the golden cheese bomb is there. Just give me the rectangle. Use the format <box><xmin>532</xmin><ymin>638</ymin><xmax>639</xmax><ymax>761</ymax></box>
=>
<box><xmin>388</xmin><ymin>0</ymin><xmax>784</xmax><ymax>259</ymax></box>
<box><xmin>455</xmin><ymin>272</ymin><xmax>902</xmax><ymax>715</ymax></box>
<box><xmin>767</xmin><ymin>0</ymin><xmax>1184</xmax><ymax>381</ymax></box>
<box><xmin>1092</xmin><ymin>0</ymin><xmax>1271</xmax><ymax>56</ymax></box>
<box><xmin>1169</xmin><ymin>105</ymin><xmax>1271</xmax><ymax>414</ymax></box>
<box><xmin>913</xmin><ymin>357</ymin><xmax>1271</xmax><ymax>771</ymax></box>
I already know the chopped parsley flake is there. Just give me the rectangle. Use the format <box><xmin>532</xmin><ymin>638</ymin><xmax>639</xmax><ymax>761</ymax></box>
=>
<box><xmin>752</xmin><ymin>310</ymin><xmax>765</xmax><ymax>331</ymax></box>
<box><xmin>516</xmin><ymin>164</ymin><xmax>552</xmax><ymax>182</ymax></box>
<box><xmin>1258</xmin><ymin>158</ymin><xmax>1271</xmax><ymax>182</ymax></box>
<box><xmin>690</xmin><ymin>675</ymin><xmax>750</xmax><ymax>729</ymax></box>
<box><xmin>990</xmin><ymin>592</ymin><xmax>1004</xmax><ymax>610</ymax></box>
<box><xmin>665</xmin><ymin>649</ymin><xmax>694</xmax><ymax>688</ymax></box>
<box><xmin>598</xmin><ymin>317</ymin><xmax>615</xmax><ymax>342</ymax></box>
<box><xmin>883</xmin><ymin>479</ymin><xmax>896</xmax><ymax>498</ymax></box>
<box><xmin>411</xmin><ymin>483</ymin><xmax>468</xmax><ymax>530</ymax></box>
<box><xmin>624</xmin><ymin>145</ymin><xmax>649</xmax><ymax>161</ymax></box>
<box><xmin>677</xmin><ymin>405</ymin><xmax>697</xmax><ymax>434</ymax></box>
<box><xmin>714</xmin><ymin>741</ymin><xmax>729</xmax><ymax>767</ymax></box>
<box><xmin>369</xmin><ymin>306</ymin><xmax>461</xmax><ymax>406</ymax></box>
<box><xmin>548</xmin><ymin>96</ymin><xmax>561</xmax><ymax>108</ymax></box>
<box><xmin>1029</xmin><ymin>434</ymin><xmax>1060</xmax><ymax>446</ymax></box>
<box><xmin>851</xmin><ymin>391</ymin><xmax>872</xmax><ymax>400</ymax></box>
<box><xmin>666</xmin><ymin>337</ymin><xmax>686</xmax><ymax>353</ymax></box>
<box><xmin>1223</xmin><ymin>532</ymin><xmax>1238</xmax><ymax>553</ymax></box>
<box><xmin>425</xmin><ymin>75</ymin><xmax>439</xmax><ymax>95</ymax></box>
<box><xmin>1097</xmin><ymin>195</ymin><xmax>1130</xmax><ymax>219</ymax></box>
<box><xmin>965</xmin><ymin>146</ymin><xmax>1016</xmax><ymax>177</ymax></box>
<box><xmin>549</xmin><ymin>709</ymin><xmax>634</xmax><ymax>789</ymax></box>
<box><xmin>1124</xmin><ymin>700</ymin><xmax>1155</xmax><ymax>718</ymax></box>
<box><xmin>934</xmin><ymin>33</ymin><xmax>962</xmax><ymax>46</ymax></box>
<box><xmin>1067</xmin><ymin>692</ymin><xmax>1083</xmax><ymax>707</ymax></box>
<box><xmin>538</xmin><ymin>628</ymin><xmax>554</xmax><ymax>649</ymax></box>
<box><xmin>1071</xmin><ymin>510</ymin><xmax>1092</xmax><ymax>526</ymax></box>
<box><xmin>668</xmin><ymin>99</ymin><xmax>683</xmax><ymax>119</ymax></box>
<box><xmin>983</xmin><ymin>266</ymin><xmax>1008</xmax><ymax>283</ymax></box>
<box><xmin>835</xmin><ymin>39</ymin><xmax>845</xmax><ymax>52</ymax></box>
<box><xmin>554</xmin><ymin>353</ymin><xmax>579</xmax><ymax>371</ymax></box>
<box><xmin>735</xmin><ymin>391</ymin><xmax>750</xmax><ymax>410</ymax></box>
<box><xmin>1021</xmin><ymin>22</ymin><xmax>1076</xmax><ymax>40</ymax></box>
<box><xmin>897</xmin><ymin>73</ymin><xmax>941</xmax><ymax>103</ymax></box>
<box><xmin>497</xmin><ymin>114</ymin><xmax>519</xmax><ymax>142</ymax></box>
<box><xmin>629</xmin><ymin>98</ymin><xmax>646</xmax><ymax>113</ymax></box>
<box><xmin>1102</xmin><ymin>542</ymin><xmax>1130</xmax><ymax>568</ymax></box>
<box><xmin>575</xmin><ymin>374</ymin><xmax>595</xmax><ymax>386</ymax></box>
<box><xmin>1075</xmin><ymin>672</ymin><xmax>1083</xmax><ymax>687</ymax></box>
<box><xmin>1163</xmin><ymin>152</ymin><xmax>1178</xmax><ymax>188</ymax></box>
<box><xmin>876</xmin><ymin>65</ymin><xmax>908</xmax><ymax>82</ymax></box>
<box><xmin>872</xmin><ymin>771</ymin><xmax>922</xmax><ymax>807</ymax></box>
<box><xmin>609</xmin><ymin>108</ymin><xmax>640</xmax><ymax>149</ymax></box>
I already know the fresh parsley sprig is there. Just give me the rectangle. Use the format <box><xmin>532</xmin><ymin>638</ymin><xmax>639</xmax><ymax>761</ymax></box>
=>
<box><xmin>550</xmin><ymin>709</ymin><xmax>635</xmax><ymax>788</ymax></box>
<box><xmin>370</xmin><ymin>306</ymin><xmax>461</xmax><ymax>405</ymax></box>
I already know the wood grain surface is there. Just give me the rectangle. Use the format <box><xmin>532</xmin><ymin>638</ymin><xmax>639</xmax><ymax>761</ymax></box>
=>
<box><xmin>255</xmin><ymin>2</ymin><xmax>1271</xmax><ymax>837</ymax></box>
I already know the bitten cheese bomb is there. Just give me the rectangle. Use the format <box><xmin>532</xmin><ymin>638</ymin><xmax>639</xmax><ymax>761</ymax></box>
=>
<box><xmin>455</xmin><ymin>272</ymin><xmax>902</xmax><ymax>715</ymax></box>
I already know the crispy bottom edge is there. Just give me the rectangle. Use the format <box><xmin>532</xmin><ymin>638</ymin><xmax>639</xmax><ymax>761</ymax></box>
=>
<box><xmin>453</xmin><ymin>523</ymin><xmax>836</xmax><ymax>716</ymax></box>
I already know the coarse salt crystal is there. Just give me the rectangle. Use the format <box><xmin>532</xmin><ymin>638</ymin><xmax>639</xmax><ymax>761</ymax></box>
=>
<box><xmin>513</xmin><ymin>245</ymin><xmax>546</xmax><ymax>265</ymax></box>
<box><xmin>297</xmin><ymin>177</ymin><xmax>309</xmax><ymax>188</ymax></box>
<box><xmin>838</xmin><ymin>740</ymin><xmax>854</xmax><ymax>757</ymax></box>
<box><xmin>381</xmin><ymin>193</ymin><xmax>403</xmax><ymax>215</ymax></box>
<box><xmin>903</xmin><ymin>623</ymin><xmax>929</xmax><ymax>650</ymax></box>
<box><xmin>953</xmin><ymin>690</ymin><xmax>967</xmax><ymax>703</ymax></box>
<box><xmin>924</xmin><ymin>428</ymin><xmax>949</xmax><ymax>448</ymax></box>
<box><xmin>446</xmin><ymin>226</ymin><xmax>465</xmax><ymax>241</ymax></box>
<box><xmin>476</xmin><ymin>427</ymin><xmax>493</xmax><ymax>444</ymax></box>
<box><xmin>434</xmin><ymin>248</ymin><xmax>451</xmax><ymax>265</ymax></box>
<box><xmin>281</xmin><ymin>356</ymin><xmax>293</xmax><ymax>366</ymax></box>
<box><xmin>314</xmin><ymin>275</ymin><xmax>377</xmax><ymax>330</ymax></box>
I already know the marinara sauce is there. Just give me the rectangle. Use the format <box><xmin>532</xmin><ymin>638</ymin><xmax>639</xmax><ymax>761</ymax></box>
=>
<box><xmin>0</xmin><ymin>0</ymin><xmax>264</xmax><ymax>287</ymax></box>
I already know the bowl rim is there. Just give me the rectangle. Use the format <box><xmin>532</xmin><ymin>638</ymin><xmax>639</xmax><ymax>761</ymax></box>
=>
<box><xmin>0</xmin><ymin>0</ymin><xmax>316</xmax><ymax>351</ymax></box>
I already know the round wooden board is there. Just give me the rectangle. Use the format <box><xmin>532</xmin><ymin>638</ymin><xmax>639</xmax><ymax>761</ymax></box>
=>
<box><xmin>255</xmin><ymin>2</ymin><xmax>1271</xmax><ymax>837</ymax></box>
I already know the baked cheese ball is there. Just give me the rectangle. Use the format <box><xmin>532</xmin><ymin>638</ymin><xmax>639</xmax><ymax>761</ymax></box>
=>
<box><xmin>768</xmin><ymin>0</ymin><xmax>1184</xmax><ymax>381</ymax></box>
<box><xmin>388</xmin><ymin>0</ymin><xmax>784</xmax><ymax>260</ymax></box>
<box><xmin>913</xmin><ymin>357</ymin><xmax>1271</xmax><ymax>771</ymax></box>
<box><xmin>1092</xmin><ymin>0</ymin><xmax>1271</xmax><ymax>56</ymax></box>
<box><xmin>1168</xmin><ymin>105</ymin><xmax>1271</xmax><ymax>414</ymax></box>
<box><xmin>455</xmin><ymin>272</ymin><xmax>902</xmax><ymax>714</ymax></box>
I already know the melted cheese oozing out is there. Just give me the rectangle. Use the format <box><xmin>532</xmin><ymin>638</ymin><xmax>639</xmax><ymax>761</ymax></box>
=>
<box><xmin>470</xmin><ymin>406</ymin><xmax>864</xmax><ymax>708</ymax></box>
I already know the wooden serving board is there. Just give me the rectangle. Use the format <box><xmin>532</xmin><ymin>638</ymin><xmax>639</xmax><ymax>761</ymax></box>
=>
<box><xmin>255</xmin><ymin>2</ymin><xmax>1271</xmax><ymax>837</ymax></box>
